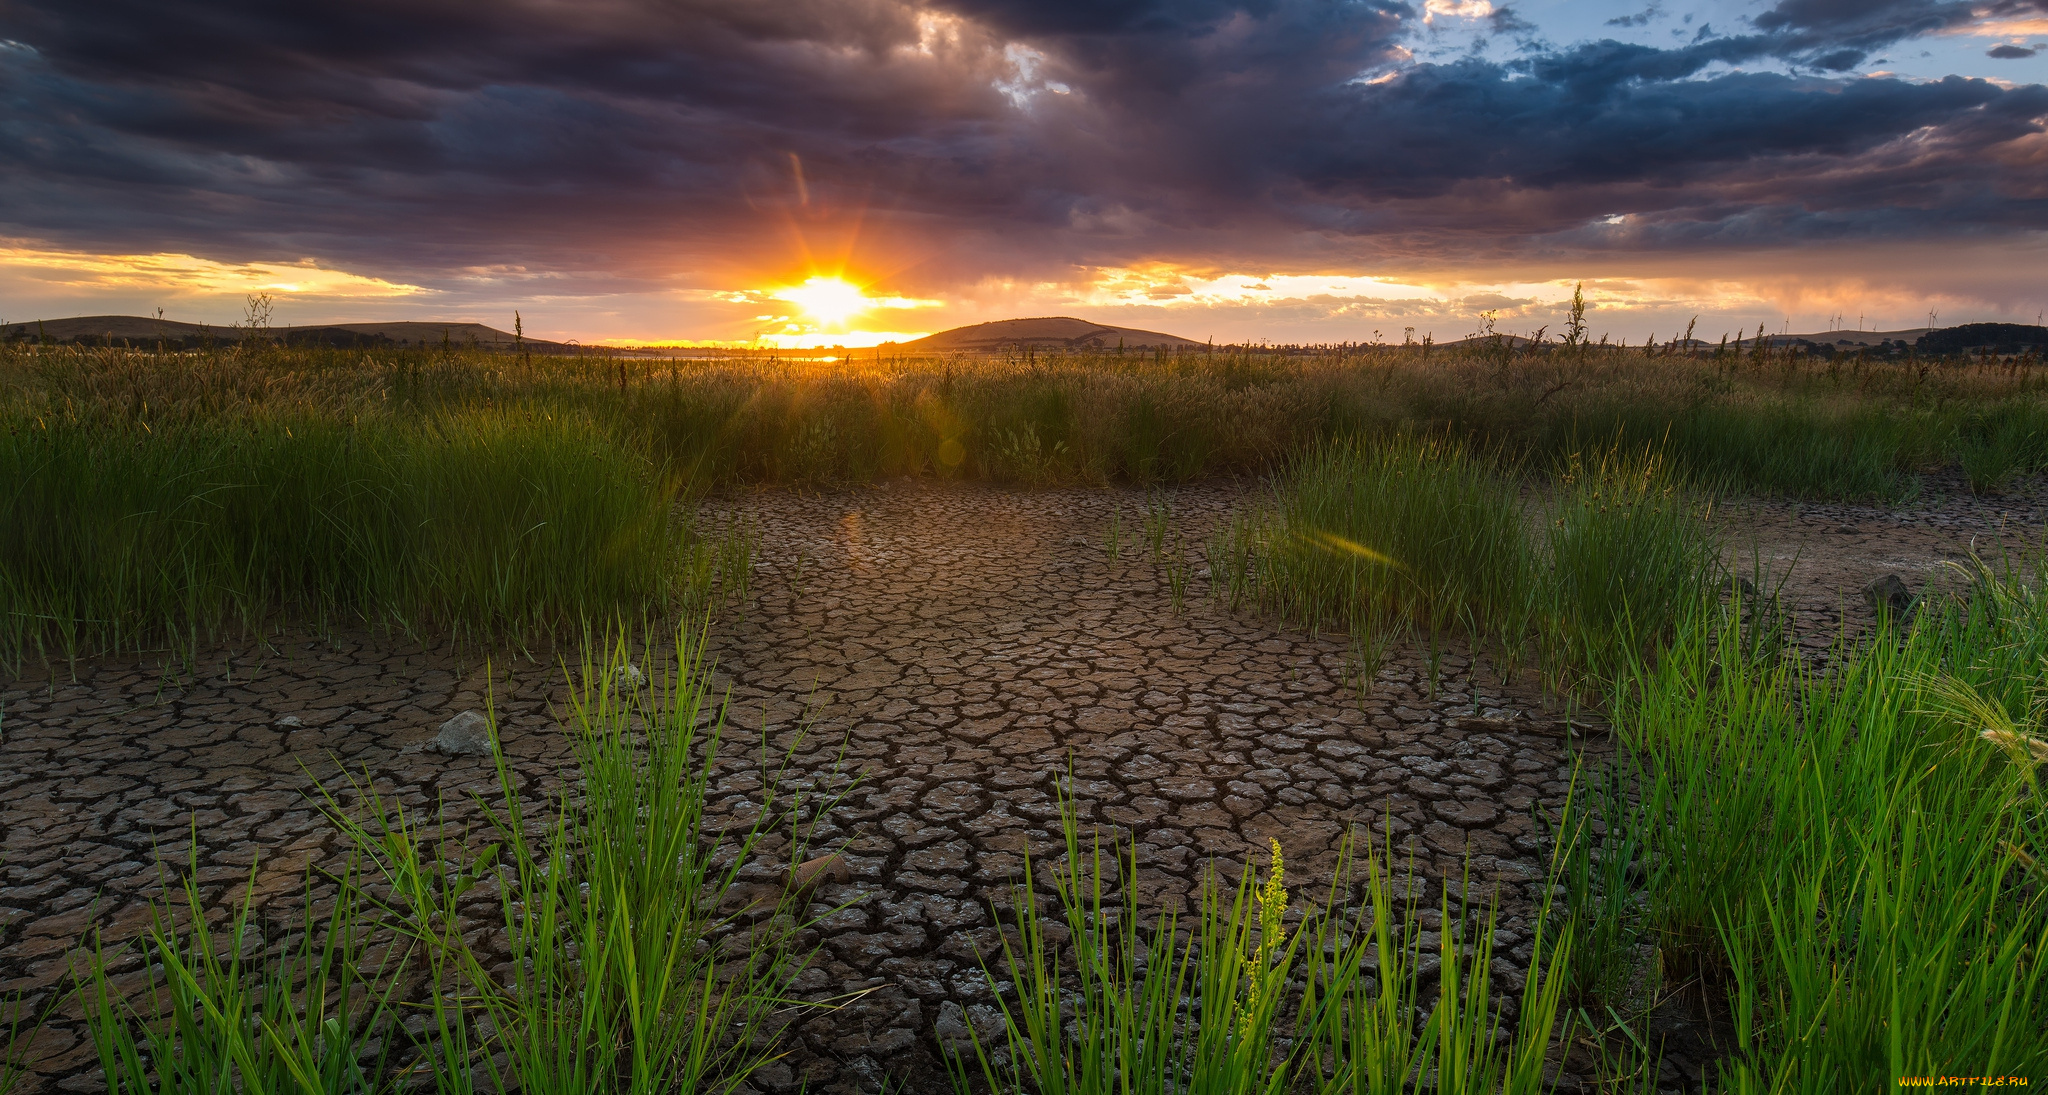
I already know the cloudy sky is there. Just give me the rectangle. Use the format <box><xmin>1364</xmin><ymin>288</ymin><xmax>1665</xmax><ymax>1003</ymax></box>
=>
<box><xmin>3</xmin><ymin>0</ymin><xmax>2046</xmax><ymax>346</ymax></box>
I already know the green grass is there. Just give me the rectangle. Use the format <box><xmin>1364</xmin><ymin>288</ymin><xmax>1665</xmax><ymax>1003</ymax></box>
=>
<box><xmin>1544</xmin><ymin>444</ymin><xmax>1722</xmax><ymax>680</ymax></box>
<box><xmin>12</xmin><ymin>337</ymin><xmax>2048</xmax><ymax>1090</ymax></box>
<box><xmin>1607</xmin><ymin>563</ymin><xmax>2048</xmax><ymax>1088</ymax></box>
<box><xmin>0</xmin><ymin>411</ymin><xmax>694</xmax><ymax>662</ymax></box>
<box><xmin>1539</xmin><ymin>399</ymin><xmax>1936</xmax><ymax>500</ymax></box>
<box><xmin>1225</xmin><ymin>435</ymin><xmax>1723</xmax><ymax>690</ymax></box>
<box><xmin>0</xmin><ymin>994</ymin><xmax>47</xmax><ymax>1095</ymax></box>
<box><xmin>954</xmin><ymin>805</ymin><xmax>1577</xmax><ymax>1095</ymax></box>
<box><xmin>85</xmin><ymin>854</ymin><xmax>398</xmax><ymax>1094</ymax></box>
<box><xmin>1955</xmin><ymin>400</ymin><xmax>2048</xmax><ymax>493</ymax></box>
<box><xmin>1216</xmin><ymin>436</ymin><xmax>1536</xmax><ymax>636</ymax></box>
<box><xmin>80</xmin><ymin>629</ymin><xmax>814</xmax><ymax>1094</ymax></box>
<box><xmin>5</xmin><ymin>338</ymin><xmax>2044</xmax><ymax>657</ymax></box>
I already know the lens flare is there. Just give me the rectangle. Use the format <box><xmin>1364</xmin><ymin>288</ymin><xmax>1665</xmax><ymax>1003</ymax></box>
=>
<box><xmin>776</xmin><ymin>276</ymin><xmax>868</xmax><ymax>327</ymax></box>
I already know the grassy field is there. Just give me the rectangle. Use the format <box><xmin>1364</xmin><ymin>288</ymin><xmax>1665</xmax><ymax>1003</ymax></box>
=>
<box><xmin>6</xmin><ymin>337</ymin><xmax>2048</xmax><ymax>659</ymax></box>
<box><xmin>5</xmin><ymin>338</ymin><xmax>2047</xmax><ymax>1091</ymax></box>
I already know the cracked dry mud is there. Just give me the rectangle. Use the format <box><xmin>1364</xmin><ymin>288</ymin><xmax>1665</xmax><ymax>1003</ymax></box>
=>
<box><xmin>6</xmin><ymin>476</ymin><xmax>2047</xmax><ymax>1094</ymax></box>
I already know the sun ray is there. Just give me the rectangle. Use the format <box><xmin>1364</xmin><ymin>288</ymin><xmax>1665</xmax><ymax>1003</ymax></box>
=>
<box><xmin>775</xmin><ymin>276</ymin><xmax>869</xmax><ymax>327</ymax></box>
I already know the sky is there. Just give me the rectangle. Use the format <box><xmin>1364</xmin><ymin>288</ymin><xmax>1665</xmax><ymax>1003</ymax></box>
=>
<box><xmin>3</xmin><ymin>0</ymin><xmax>2046</xmax><ymax>347</ymax></box>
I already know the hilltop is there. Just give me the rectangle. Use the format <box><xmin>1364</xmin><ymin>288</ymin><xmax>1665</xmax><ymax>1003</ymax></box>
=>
<box><xmin>897</xmin><ymin>317</ymin><xmax>1205</xmax><ymax>352</ymax></box>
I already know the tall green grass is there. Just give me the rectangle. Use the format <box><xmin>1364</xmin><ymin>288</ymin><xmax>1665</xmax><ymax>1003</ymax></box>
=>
<box><xmin>1955</xmin><ymin>400</ymin><xmax>2048</xmax><ymax>493</ymax></box>
<box><xmin>11</xmin><ymin>339</ymin><xmax>2044</xmax><ymax>500</ymax></box>
<box><xmin>1219</xmin><ymin>437</ymin><xmax>1535</xmax><ymax>636</ymax></box>
<box><xmin>0</xmin><ymin>994</ymin><xmax>48</xmax><ymax>1095</ymax></box>
<box><xmin>1607</xmin><ymin>564</ymin><xmax>2048</xmax><ymax>1088</ymax></box>
<box><xmin>954</xmin><ymin>807</ymin><xmax>1576</xmax><ymax>1095</ymax></box>
<box><xmin>80</xmin><ymin>631</ymin><xmax>812</xmax><ymax>1094</ymax></box>
<box><xmin>6</xmin><ymin>338</ymin><xmax>2042</xmax><ymax>657</ymax></box>
<box><xmin>1545</xmin><ymin>445</ymin><xmax>1722</xmax><ymax>678</ymax></box>
<box><xmin>1222</xmin><ymin>435</ymin><xmax>1722</xmax><ymax>689</ymax></box>
<box><xmin>1545</xmin><ymin>400</ymin><xmax>1934</xmax><ymax>500</ymax></box>
<box><xmin>85</xmin><ymin>855</ymin><xmax>397</xmax><ymax>1094</ymax></box>
<box><xmin>1238</xmin><ymin>438</ymin><xmax>2045</xmax><ymax>1081</ymax></box>
<box><xmin>0</xmin><ymin>412</ymin><xmax>689</xmax><ymax>661</ymax></box>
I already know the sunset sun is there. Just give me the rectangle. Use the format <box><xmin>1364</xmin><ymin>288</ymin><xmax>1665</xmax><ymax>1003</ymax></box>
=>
<box><xmin>776</xmin><ymin>276</ymin><xmax>869</xmax><ymax>327</ymax></box>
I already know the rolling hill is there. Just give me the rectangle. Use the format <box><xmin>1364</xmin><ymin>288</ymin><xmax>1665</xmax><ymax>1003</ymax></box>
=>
<box><xmin>897</xmin><ymin>317</ymin><xmax>1205</xmax><ymax>352</ymax></box>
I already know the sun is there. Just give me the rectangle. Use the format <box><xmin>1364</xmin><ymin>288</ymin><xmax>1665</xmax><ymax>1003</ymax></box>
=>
<box><xmin>776</xmin><ymin>276</ymin><xmax>869</xmax><ymax>327</ymax></box>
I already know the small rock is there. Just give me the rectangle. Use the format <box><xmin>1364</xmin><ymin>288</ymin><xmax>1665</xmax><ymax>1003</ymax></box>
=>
<box><xmin>615</xmin><ymin>663</ymin><xmax>646</xmax><ymax>693</ymax></box>
<box><xmin>1863</xmin><ymin>574</ymin><xmax>1915</xmax><ymax>620</ymax></box>
<box><xmin>274</xmin><ymin>714</ymin><xmax>303</xmax><ymax>728</ymax></box>
<box><xmin>790</xmin><ymin>853</ymin><xmax>852</xmax><ymax>903</ymax></box>
<box><xmin>433</xmin><ymin>710</ymin><xmax>494</xmax><ymax>755</ymax></box>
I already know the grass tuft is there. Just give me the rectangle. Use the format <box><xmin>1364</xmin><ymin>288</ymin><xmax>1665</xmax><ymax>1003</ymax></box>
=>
<box><xmin>79</xmin><ymin>627</ymin><xmax>813</xmax><ymax>1094</ymax></box>
<box><xmin>1612</xmin><ymin>558</ymin><xmax>2048</xmax><ymax>1087</ymax></box>
<box><xmin>954</xmin><ymin>797</ymin><xmax>1577</xmax><ymax>1095</ymax></box>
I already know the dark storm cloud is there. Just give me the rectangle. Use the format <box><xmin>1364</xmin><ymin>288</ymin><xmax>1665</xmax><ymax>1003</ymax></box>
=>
<box><xmin>1754</xmin><ymin>0</ymin><xmax>2048</xmax><ymax>44</ymax></box>
<box><xmin>1606</xmin><ymin>6</ymin><xmax>1663</xmax><ymax>29</ymax></box>
<box><xmin>1748</xmin><ymin>0</ymin><xmax>2048</xmax><ymax>68</ymax></box>
<box><xmin>1</xmin><ymin>0</ymin><xmax>2045</xmax><ymax>291</ymax></box>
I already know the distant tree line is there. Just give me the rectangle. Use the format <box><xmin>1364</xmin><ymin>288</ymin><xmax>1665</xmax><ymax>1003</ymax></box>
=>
<box><xmin>1914</xmin><ymin>323</ymin><xmax>2048</xmax><ymax>355</ymax></box>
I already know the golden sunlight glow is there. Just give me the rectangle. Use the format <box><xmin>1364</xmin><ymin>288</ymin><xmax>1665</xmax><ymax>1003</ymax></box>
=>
<box><xmin>0</xmin><ymin>239</ymin><xmax>424</xmax><ymax>297</ymax></box>
<box><xmin>1945</xmin><ymin>17</ymin><xmax>2048</xmax><ymax>37</ymax></box>
<box><xmin>712</xmin><ymin>275</ymin><xmax>940</xmax><ymax>347</ymax></box>
<box><xmin>775</xmin><ymin>277</ymin><xmax>870</xmax><ymax>327</ymax></box>
<box><xmin>1422</xmin><ymin>0</ymin><xmax>1494</xmax><ymax>21</ymax></box>
<box><xmin>1051</xmin><ymin>261</ymin><xmax>2006</xmax><ymax>336</ymax></box>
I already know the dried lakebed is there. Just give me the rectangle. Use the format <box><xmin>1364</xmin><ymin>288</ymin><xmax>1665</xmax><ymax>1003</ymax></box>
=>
<box><xmin>4</xmin><ymin>477</ymin><xmax>2043</xmax><ymax>1093</ymax></box>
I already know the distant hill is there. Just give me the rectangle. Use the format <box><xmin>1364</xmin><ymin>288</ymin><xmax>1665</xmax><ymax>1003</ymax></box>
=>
<box><xmin>1913</xmin><ymin>323</ymin><xmax>2048</xmax><ymax>353</ymax></box>
<box><xmin>1434</xmin><ymin>327</ymin><xmax>1964</xmax><ymax>353</ymax></box>
<box><xmin>898</xmin><ymin>317</ymin><xmax>1205</xmax><ymax>352</ymax></box>
<box><xmin>6</xmin><ymin>315</ymin><xmax>571</xmax><ymax>352</ymax></box>
<box><xmin>1772</xmin><ymin>325</ymin><xmax>2045</xmax><ymax>354</ymax></box>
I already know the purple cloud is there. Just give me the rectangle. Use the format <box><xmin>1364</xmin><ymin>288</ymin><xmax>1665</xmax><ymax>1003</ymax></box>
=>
<box><xmin>0</xmin><ymin>0</ymin><xmax>2042</xmax><ymax>301</ymax></box>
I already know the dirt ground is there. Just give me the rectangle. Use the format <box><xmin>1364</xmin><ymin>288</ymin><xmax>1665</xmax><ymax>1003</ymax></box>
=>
<box><xmin>5</xmin><ymin>474</ymin><xmax>2044</xmax><ymax>1094</ymax></box>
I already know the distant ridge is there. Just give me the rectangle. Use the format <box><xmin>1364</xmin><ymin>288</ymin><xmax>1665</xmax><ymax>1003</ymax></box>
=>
<box><xmin>1433</xmin><ymin>326</ymin><xmax>2042</xmax><ymax>353</ymax></box>
<box><xmin>7</xmin><ymin>315</ymin><xmax>571</xmax><ymax>351</ymax></box>
<box><xmin>899</xmin><ymin>316</ymin><xmax>1205</xmax><ymax>352</ymax></box>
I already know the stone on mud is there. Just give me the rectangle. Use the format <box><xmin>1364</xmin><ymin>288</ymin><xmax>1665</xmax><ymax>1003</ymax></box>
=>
<box><xmin>791</xmin><ymin>852</ymin><xmax>852</xmax><ymax>902</ymax></box>
<box><xmin>615</xmin><ymin>662</ymin><xmax>647</xmax><ymax>693</ymax></box>
<box><xmin>1863</xmin><ymin>573</ymin><xmax>1915</xmax><ymax>620</ymax></box>
<box><xmin>433</xmin><ymin>709</ymin><xmax>493</xmax><ymax>755</ymax></box>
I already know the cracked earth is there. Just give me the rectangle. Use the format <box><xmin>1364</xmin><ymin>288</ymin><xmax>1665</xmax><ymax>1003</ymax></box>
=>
<box><xmin>6</xmin><ymin>475</ymin><xmax>2045</xmax><ymax>1093</ymax></box>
